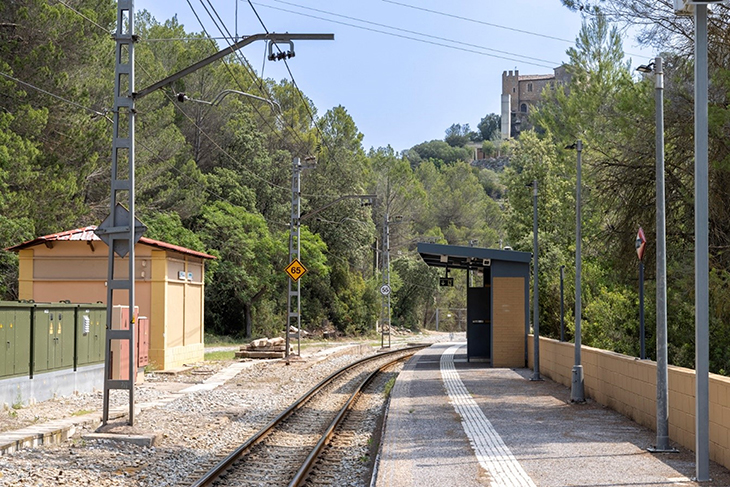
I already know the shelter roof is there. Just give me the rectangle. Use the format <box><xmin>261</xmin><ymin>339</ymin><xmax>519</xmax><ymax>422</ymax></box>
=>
<box><xmin>5</xmin><ymin>226</ymin><xmax>216</xmax><ymax>260</ymax></box>
<box><xmin>417</xmin><ymin>242</ymin><xmax>530</xmax><ymax>270</ymax></box>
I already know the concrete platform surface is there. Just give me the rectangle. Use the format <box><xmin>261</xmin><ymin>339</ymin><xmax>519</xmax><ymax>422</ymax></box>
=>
<box><xmin>374</xmin><ymin>342</ymin><xmax>730</xmax><ymax>487</ymax></box>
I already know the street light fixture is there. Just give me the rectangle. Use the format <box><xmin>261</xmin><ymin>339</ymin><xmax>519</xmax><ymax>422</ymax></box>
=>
<box><xmin>636</xmin><ymin>62</ymin><xmax>655</xmax><ymax>74</ymax></box>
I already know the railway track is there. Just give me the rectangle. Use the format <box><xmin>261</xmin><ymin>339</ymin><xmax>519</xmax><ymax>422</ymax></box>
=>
<box><xmin>185</xmin><ymin>345</ymin><xmax>426</xmax><ymax>487</ymax></box>
<box><xmin>299</xmin><ymin>364</ymin><xmax>400</xmax><ymax>486</ymax></box>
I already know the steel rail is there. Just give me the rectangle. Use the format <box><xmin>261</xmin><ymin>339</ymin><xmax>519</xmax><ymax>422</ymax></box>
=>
<box><xmin>288</xmin><ymin>359</ymin><xmax>397</xmax><ymax>486</ymax></box>
<box><xmin>190</xmin><ymin>344</ymin><xmax>427</xmax><ymax>487</ymax></box>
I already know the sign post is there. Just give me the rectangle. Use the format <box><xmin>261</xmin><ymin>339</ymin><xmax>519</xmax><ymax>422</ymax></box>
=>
<box><xmin>636</xmin><ymin>227</ymin><xmax>647</xmax><ymax>359</ymax></box>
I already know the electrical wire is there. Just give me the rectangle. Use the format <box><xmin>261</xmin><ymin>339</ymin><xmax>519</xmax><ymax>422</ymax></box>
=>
<box><xmin>239</xmin><ymin>0</ymin><xmax>364</xmax><ymax>193</ymax></box>
<box><xmin>188</xmin><ymin>0</ymin><xmax>316</xmax><ymax>161</ymax></box>
<box><xmin>382</xmin><ymin>0</ymin><xmax>574</xmax><ymax>44</ymax></box>
<box><xmin>57</xmin><ymin>0</ymin><xmax>317</xmax><ymax>214</ymax></box>
<box><xmin>382</xmin><ymin>0</ymin><xmax>653</xmax><ymax>61</ymax></box>
<box><xmin>53</xmin><ymin>0</ymin><xmax>112</xmax><ymax>33</ymax></box>
<box><xmin>262</xmin><ymin>0</ymin><xmax>559</xmax><ymax>66</ymax></box>
<box><xmin>56</xmin><ymin>0</ymin><xmax>290</xmax><ymax>194</ymax></box>
<box><xmin>246</xmin><ymin>0</ymin><xmax>393</xmax><ymax>189</ymax></box>
<box><xmin>250</xmin><ymin>2</ymin><xmax>556</xmax><ymax>69</ymax></box>
<box><xmin>0</xmin><ymin>71</ymin><xmax>111</xmax><ymax>120</ymax></box>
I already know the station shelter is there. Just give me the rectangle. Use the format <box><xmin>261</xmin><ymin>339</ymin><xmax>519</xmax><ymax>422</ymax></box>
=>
<box><xmin>417</xmin><ymin>243</ymin><xmax>531</xmax><ymax>368</ymax></box>
<box><xmin>7</xmin><ymin>226</ymin><xmax>215</xmax><ymax>371</ymax></box>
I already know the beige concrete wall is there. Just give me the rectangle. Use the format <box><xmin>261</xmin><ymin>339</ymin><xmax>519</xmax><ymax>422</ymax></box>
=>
<box><xmin>492</xmin><ymin>277</ymin><xmax>525</xmax><ymax>368</ymax></box>
<box><xmin>528</xmin><ymin>336</ymin><xmax>730</xmax><ymax>471</ymax></box>
<box><xmin>18</xmin><ymin>249</ymin><xmax>34</xmax><ymax>299</ymax></box>
<box><xmin>159</xmin><ymin>255</ymin><xmax>204</xmax><ymax>369</ymax></box>
<box><xmin>149</xmin><ymin>250</ymin><xmax>167</xmax><ymax>370</ymax></box>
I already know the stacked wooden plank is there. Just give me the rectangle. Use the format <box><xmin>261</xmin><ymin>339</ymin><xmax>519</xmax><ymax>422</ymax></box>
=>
<box><xmin>235</xmin><ymin>337</ymin><xmax>292</xmax><ymax>359</ymax></box>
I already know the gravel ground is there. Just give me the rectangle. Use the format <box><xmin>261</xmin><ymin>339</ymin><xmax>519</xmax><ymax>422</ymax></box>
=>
<box><xmin>0</xmin><ymin>333</ymin><xmax>441</xmax><ymax>486</ymax></box>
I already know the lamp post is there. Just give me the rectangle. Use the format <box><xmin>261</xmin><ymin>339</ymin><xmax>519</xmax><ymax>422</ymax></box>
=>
<box><xmin>566</xmin><ymin>140</ymin><xmax>585</xmax><ymax>403</ymax></box>
<box><xmin>673</xmin><ymin>1</ymin><xmax>714</xmax><ymax>477</ymax></box>
<box><xmin>694</xmin><ymin>5</ymin><xmax>711</xmax><ymax>479</ymax></box>
<box><xmin>638</xmin><ymin>56</ymin><xmax>675</xmax><ymax>454</ymax></box>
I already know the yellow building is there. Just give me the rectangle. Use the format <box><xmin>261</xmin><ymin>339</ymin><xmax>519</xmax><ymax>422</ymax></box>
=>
<box><xmin>8</xmin><ymin>226</ymin><xmax>215</xmax><ymax>370</ymax></box>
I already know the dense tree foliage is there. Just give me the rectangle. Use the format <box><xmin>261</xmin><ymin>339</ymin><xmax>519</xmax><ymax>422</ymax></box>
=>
<box><xmin>476</xmin><ymin>113</ymin><xmax>501</xmax><ymax>142</ymax></box>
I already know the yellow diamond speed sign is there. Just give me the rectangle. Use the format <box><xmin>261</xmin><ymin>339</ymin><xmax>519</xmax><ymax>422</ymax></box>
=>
<box><xmin>285</xmin><ymin>258</ymin><xmax>308</xmax><ymax>282</ymax></box>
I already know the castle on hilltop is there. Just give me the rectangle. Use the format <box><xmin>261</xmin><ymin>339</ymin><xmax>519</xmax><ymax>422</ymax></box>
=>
<box><xmin>500</xmin><ymin>65</ymin><xmax>570</xmax><ymax>139</ymax></box>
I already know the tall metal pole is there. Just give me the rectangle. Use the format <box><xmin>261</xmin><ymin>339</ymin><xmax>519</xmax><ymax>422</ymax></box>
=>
<box><xmin>571</xmin><ymin>140</ymin><xmax>585</xmax><ymax>403</ymax></box>
<box><xmin>694</xmin><ymin>5</ymin><xmax>710</xmax><ymax>480</ymax></box>
<box><xmin>531</xmin><ymin>180</ymin><xmax>541</xmax><ymax>380</ymax></box>
<box><xmin>560</xmin><ymin>265</ymin><xmax>565</xmax><ymax>342</ymax></box>
<box><xmin>381</xmin><ymin>211</ymin><xmax>391</xmax><ymax>348</ymax></box>
<box><xmin>286</xmin><ymin>158</ymin><xmax>302</xmax><ymax>364</ymax></box>
<box><xmin>652</xmin><ymin>56</ymin><xmax>673</xmax><ymax>454</ymax></box>
<box><xmin>103</xmin><ymin>0</ymin><xmax>137</xmax><ymax>426</ymax></box>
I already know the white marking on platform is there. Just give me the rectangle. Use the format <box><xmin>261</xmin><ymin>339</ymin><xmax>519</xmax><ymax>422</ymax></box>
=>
<box><xmin>440</xmin><ymin>344</ymin><xmax>536</xmax><ymax>487</ymax></box>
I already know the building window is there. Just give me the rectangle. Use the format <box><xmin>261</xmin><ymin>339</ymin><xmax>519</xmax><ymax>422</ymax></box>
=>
<box><xmin>528</xmin><ymin>83</ymin><xmax>533</xmax><ymax>92</ymax></box>
<box><xmin>513</xmin><ymin>87</ymin><xmax>516</xmax><ymax>93</ymax></box>
<box><xmin>521</xmin><ymin>103</ymin><xmax>528</xmax><ymax>113</ymax></box>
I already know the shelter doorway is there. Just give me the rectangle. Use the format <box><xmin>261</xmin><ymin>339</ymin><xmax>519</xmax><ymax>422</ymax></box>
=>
<box><xmin>467</xmin><ymin>283</ymin><xmax>491</xmax><ymax>363</ymax></box>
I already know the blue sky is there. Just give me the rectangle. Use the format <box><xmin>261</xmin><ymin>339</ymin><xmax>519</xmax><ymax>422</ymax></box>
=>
<box><xmin>136</xmin><ymin>0</ymin><xmax>654</xmax><ymax>152</ymax></box>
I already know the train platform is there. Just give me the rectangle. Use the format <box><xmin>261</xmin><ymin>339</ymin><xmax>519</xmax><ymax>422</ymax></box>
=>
<box><xmin>374</xmin><ymin>342</ymin><xmax>730</xmax><ymax>487</ymax></box>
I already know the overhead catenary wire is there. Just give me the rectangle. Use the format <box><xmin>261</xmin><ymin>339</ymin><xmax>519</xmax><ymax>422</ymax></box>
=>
<box><xmin>187</xmin><ymin>0</ymin><xmax>318</xmax><ymax>163</ymax></box>
<box><xmin>55</xmin><ymin>0</ymin><xmax>322</xmax><ymax>216</ymax></box>
<box><xmin>261</xmin><ymin>0</ymin><xmax>559</xmax><ymax>66</ymax></box>
<box><xmin>250</xmin><ymin>2</ymin><xmax>557</xmax><ymax>69</ymax></box>
<box><xmin>247</xmin><ymin>0</ymin><xmax>371</xmax><ymax>191</ymax></box>
<box><xmin>1</xmin><ymin>67</ymin><xmax>289</xmax><ymax>227</ymax></box>
<box><xmin>53</xmin><ymin>0</ymin><xmax>112</xmax><ymax>33</ymax></box>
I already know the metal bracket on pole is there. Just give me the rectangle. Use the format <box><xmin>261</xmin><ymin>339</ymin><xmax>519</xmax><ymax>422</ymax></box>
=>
<box><xmin>134</xmin><ymin>33</ymin><xmax>334</xmax><ymax>100</ymax></box>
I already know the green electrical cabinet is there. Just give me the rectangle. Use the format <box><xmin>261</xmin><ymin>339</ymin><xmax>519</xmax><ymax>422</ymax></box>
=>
<box><xmin>75</xmin><ymin>304</ymin><xmax>106</xmax><ymax>368</ymax></box>
<box><xmin>0</xmin><ymin>302</ymin><xmax>32</xmax><ymax>379</ymax></box>
<box><xmin>33</xmin><ymin>303</ymin><xmax>75</xmax><ymax>373</ymax></box>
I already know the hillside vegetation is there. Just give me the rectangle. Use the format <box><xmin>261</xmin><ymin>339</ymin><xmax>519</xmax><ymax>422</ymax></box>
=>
<box><xmin>3</xmin><ymin>1</ymin><xmax>730</xmax><ymax>374</ymax></box>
